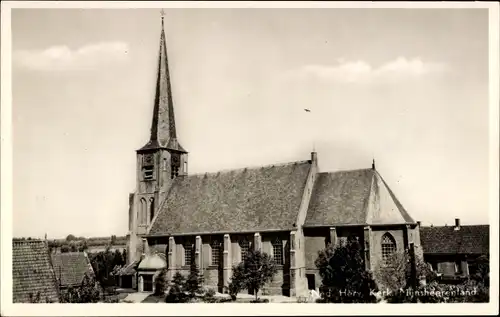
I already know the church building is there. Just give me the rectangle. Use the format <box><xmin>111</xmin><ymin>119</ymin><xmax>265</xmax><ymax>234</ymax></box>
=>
<box><xmin>121</xmin><ymin>17</ymin><xmax>422</xmax><ymax>297</ymax></box>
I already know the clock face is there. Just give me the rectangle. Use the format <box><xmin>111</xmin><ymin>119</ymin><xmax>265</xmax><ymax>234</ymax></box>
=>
<box><xmin>143</xmin><ymin>154</ymin><xmax>154</xmax><ymax>166</ymax></box>
<box><xmin>171</xmin><ymin>154</ymin><xmax>180</xmax><ymax>165</ymax></box>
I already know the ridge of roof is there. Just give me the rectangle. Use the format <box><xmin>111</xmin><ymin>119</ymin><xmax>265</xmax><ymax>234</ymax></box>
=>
<box><xmin>318</xmin><ymin>168</ymin><xmax>373</xmax><ymax>175</ymax></box>
<box><xmin>421</xmin><ymin>224</ymin><xmax>489</xmax><ymax>229</ymax></box>
<box><xmin>181</xmin><ymin>159</ymin><xmax>311</xmax><ymax>179</ymax></box>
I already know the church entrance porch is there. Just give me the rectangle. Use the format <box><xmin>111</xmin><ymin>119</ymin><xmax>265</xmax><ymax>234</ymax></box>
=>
<box><xmin>306</xmin><ymin>274</ymin><xmax>315</xmax><ymax>290</ymax></box>
<box><xmin>143</xmin><ymin>275</ymin><xmax>154</xmax><ymax>292</ymax></box>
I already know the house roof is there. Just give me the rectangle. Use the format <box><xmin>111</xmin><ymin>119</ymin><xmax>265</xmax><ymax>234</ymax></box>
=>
<box><xmin>149</xmin><ymin>160</ymin><xmax>312</xmax><ymax>236</ymax></box>
<box><xmin>51</xmin><ymin>252</ymin><xmax>95</xmax><ymax>288</ymax></box>
<box><xmin>304</xmin><ymin>169</ymin><xmax>414</xmax><ymax>227</ymax></box>
<box><xmin>420</xmin><ymin>225</ymin><xmax>489</xmax><ymax>255</ymax></box>
<box><xmin>118</xmin><ymin>260</ymin><xmax>140</xmax><ymax>276</ymax></box>
<box><xmin>12</xmin><ymin>240</ymin><xmax>60</xmax><ymax>303</ymax></box>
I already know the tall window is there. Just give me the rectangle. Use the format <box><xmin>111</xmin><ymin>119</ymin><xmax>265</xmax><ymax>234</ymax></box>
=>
<box><xmin>139</xmin><ymin>198</ymin><xmax>147</xmax><ymax>225</ymax></box>
<box><xmin>143</xmin><ymin>166</ymin><xmax>154</xmax><ymax>180</ymax></box>
<box><xmin>381</xmin><ymin>233</ymin><xmax>396</xmax><ymax>263</ymax></box>
<box><xmin>149</xmin><ymin>198</ymin><xmax>155</xmax><ymax>222</ymax></box>
<box><xmin>143</xmin><ymin>155</ymin><xmax>154</xmax><ymax>181</ymax></box>
<box><xmin>211</xmin><ymin>240</ymin><xmax>221</xmax><ymax>266</ymax></box>
<box><xmin>272</xmin><ymin>238</ymin><xmax>283</xmax><ymax>265</ymax></box>
<box><xmin>184</xmin><ymin>242</ymin><xmax>193</xmax><ymax>266</ymax></box>
<box><xmin>240</xmin><ymin>239</ymin><xmax>250</xmax><ymax>262</ymax></box>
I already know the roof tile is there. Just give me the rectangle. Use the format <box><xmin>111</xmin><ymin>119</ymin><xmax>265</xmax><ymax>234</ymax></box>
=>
<box><xmin>12</xmin><ymin>240</ymin><xmax>60</xmax><ymax>303</ymax></box>
<box><xmin>420</xmin><ymin>225</ymin><xmax>489</xmax><ymax>255</ymax></box>
<box><xmin>149</xmin><ymin>161</ymin><xmax>311</xmax><ymax>235</ymax></box>
<box><xmin>51</xmin><ymin>252</ymin><xmax>94</xmax><ymax>288</ymax></box>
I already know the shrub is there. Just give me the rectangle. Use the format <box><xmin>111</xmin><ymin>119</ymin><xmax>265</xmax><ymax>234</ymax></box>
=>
<box><xmin>60</xmin><ymin>274</ymin><xmax>100</xmax><ymax>303</ymax></box>
<box><xmin>226</xmin><ymin>264</ymin><xmax>245</xmax><ymax>301</ymax></box>
<box><xmin>471</xmin><ymin>255</ymin><xmax>489</xmax><ymax>287</ymax></box>
<box><xmin>185</xmin><ymin>261</ymin><xmax>204</xmax><ymax>298</ymax></box>
<box><xmin>202</xmin><ymin>288</ymin><xmax>217</xmax><ymax>303</ymax></box>
<box><xmin>165</xmin><ymin>272</ymin><xmax>189</xmax><ymax>303</ymax></box>
<box><xmin>154</xmin><ymin>268</ymin><xmax>168</xmax><ymax>296</ymax></box>
<box><xmin>385</xmin><ymin>279</ymin><xmax>489</xmax><ymax>303</ymax></box>
<box><xmin>374</xmin><ymin>250</ymin><xmax>434</xmax><ymax>293</ymax></box>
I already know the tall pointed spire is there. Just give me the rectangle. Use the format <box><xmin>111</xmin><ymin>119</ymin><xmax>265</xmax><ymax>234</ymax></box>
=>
<box><xmin>139</xmin><ymin>11</ymin><xmax>186</xmax><ymax>153</ymax></box>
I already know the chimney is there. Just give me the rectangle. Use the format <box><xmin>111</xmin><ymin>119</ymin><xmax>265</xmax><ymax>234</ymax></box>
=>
<box><xmin>372</xmin><ymin>159</ymin><xmax>375</xmax><ymax>170</ymax></box>
<box><xmin>417</xmin><ymin>221</ymin><xmax>421</xmax><ymax>227</ymax></box>
<box><xmin>311</xmin><ymin>151</ymin><xmax>318</xmax><ymax>164</ymax></box>
<box><xmin>454</xmin><ymin>218</ymin><xmax>460</xmax><ymax>230</ymax></box>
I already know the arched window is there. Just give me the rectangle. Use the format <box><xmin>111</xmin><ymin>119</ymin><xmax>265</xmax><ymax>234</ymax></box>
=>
<box><xmin>139</xmin><ymin>198</ymin><xmax>147</xmax><ymax>225</ymax></box>
<box><xmin>149</xmin><ymin>198</ymin><xmax>155</xmax><ymax>222</ymax></box>
<box><xmin>381</xmin><ymin>233</ymin><xmax>397</xmax><ymax>263</ymax></box>
<box><xmin>211</xmin><ymin>239</ymin><xmax>221</xmax><ymax>266</ymax></box>
<box><xmin>272</xmin><ymin>238</ymin><xmax>283</xmax><ymax>265</ymax></box>
<box><xmin>239</xmin><ymin>238</ymin><xmax>250</xmax><ymax>262</ymax></box>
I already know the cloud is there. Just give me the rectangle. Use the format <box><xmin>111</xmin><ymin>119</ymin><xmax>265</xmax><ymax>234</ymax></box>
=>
<box><xmin>14</xmin><ymin>42</ymin><xmax>130</xmax><ymax>71</ymax></box>
<box><xmin>288</xmin><ymin>57</ymin><xmax>447</xmax><ymax>84</ymax></box>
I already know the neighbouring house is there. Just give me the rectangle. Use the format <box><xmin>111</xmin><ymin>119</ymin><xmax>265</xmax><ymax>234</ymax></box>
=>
<box><xmin>119</xmin><ymin>16</ymin><xmax>423</xmax><ymax>297</ymax></box>
<box><xmin>420</xmin><ymin>219</ymin><xmax>489</xmax><ymax>282</ymax></box>
<box><xmin>51</xmin><ymin>252</ymin><xmax>96</xmax><ymax>293</ymax></box>
<box><xmin>12</xmin><ymin>239</ymin><xmax>60</xmax><ymax>303</ymax></box>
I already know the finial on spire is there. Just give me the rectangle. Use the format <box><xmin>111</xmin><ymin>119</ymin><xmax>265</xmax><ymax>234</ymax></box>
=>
<box><xmin>160</xmin><ymin>9</ymin><xmax>165</xmax><ymax>27</ymax></box>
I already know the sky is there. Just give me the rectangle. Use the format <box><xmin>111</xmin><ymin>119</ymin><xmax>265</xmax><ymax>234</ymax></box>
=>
<box><xmin>11</xmin><ymin>8</ymin><xmax>490</xmax><ymax>239</ymax></box>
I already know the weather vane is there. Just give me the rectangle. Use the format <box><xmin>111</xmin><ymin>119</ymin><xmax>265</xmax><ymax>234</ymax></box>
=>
<box><xmin>161</xmin><ymin>9</ymin><xmax>165</xmax><ymax>19</ymax></box>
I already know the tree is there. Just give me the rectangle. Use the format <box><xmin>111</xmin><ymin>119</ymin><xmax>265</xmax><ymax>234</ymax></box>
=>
<box><xmin>315</xmin><ymin>236</ymin><xmax>378</xmax><ymax>303</ymax></box>
<box><xmin>154</xmin><ymin>268</ymin><xmax>168</xmax><ymax>296</ymax></box>
<box><xmin>66</xmin><ymin>234</ymin><xmax>77</xmax><ymax>242</ymax></box>
<box><xmin>60</xmin><ymin>274</ymin><xmax>100</xmax><ymax>303</ymax></box>
<box><xmin>60</xmin><ymin>245</ymin><xmax>70</xmax><ymax>253</ymax></box>
<box><xmin>78</xmin><ymin>240</ymin><xmax>88</xmax><ymax>252</ymax></box>
<box><xmin>227</xmin><ymin>263</ymin><xmax>245</xmax><ymax>300</ymax></box>
<box><xmin>471</xmin><ymin>255</ymin><xmax>489</xmax><ymax>287</ymax></box>
<box><xmin>374</xmin><ymin>249</ymin><xmax>440</xmax><ymax>303</ymax></box>
<box><xmin>111</xmin><ymin>235</ymin><xmax>117</xmax><ymax>245</ymax></box>
<box><xmin>165</xmin><ymin>272</ymin><xmax>189</xmax><ymax>303</ymax></box>
<box><xmin>228</xmin><ymin>249</ymin><xmax>278</xmax><ymax>302</ymax></box>
<box><xmin>185</xmin><ymin>261</ymin><xmax>204</xmax><ymax>298</ymax></box>
<box><xmin>89</xmin><ymin>248</ymin><xmax>121</xmax><ymax>293</ymax></box>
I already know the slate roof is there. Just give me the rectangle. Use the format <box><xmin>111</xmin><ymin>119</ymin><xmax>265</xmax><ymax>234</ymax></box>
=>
<box><xmin>138</xmin><ymin>19</ymin><xmax>186</xmax><ymax>153</ymax></box>
<box><xmin>304</xmin><ymin>169</ymin><xmax>414</xmax><ymax>227</ymax></box>
<box><xmin>149</xmin><ymin>160</ymin><xmax>312</xmax><ymax>236</ymax></box>
<box><xmin>51</xmin><ymin>252</ymin><xmax>94</xmax><ymax>288</ymax></box>
<box><xmin>12</xmin><ymin>240</ymin><xmax>60</xmax><ymax>303</ymax></box>
<box><xmin>420</xmin><ymin>225</ymin><xmax>489</xmax><ymax>255</ymax></box>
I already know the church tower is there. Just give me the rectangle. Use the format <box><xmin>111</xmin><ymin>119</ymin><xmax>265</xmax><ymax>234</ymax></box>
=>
<box><xmin>127</xmin><ymin>14</ymin><xmax>188</xmax><ymax>264</ymax></box>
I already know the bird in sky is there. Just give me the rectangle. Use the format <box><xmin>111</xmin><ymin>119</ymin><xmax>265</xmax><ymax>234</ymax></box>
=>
<box><xmin>304</xmin><ymin>108</ymin><xmax>311</xmax><ymax>112</ymax></box>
